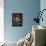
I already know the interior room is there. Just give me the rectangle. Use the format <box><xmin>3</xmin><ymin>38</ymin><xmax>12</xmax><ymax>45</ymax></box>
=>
<box><xmin>0</xmin><ymin>0</ymin><xmax>46</xmax><ymax>46</ymax></box>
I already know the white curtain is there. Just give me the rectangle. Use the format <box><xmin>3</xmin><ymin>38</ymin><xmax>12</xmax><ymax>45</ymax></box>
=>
<box><xmin>0</xmin><ymin>0</ymin><xmax>4</xmax><ymax>42</ymax></box>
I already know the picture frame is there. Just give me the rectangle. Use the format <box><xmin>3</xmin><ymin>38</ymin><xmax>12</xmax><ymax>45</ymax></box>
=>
<box><xmin>12</xmin><ymin>13</ymin><xmax>23</xmax><ymax>26</ymax></box>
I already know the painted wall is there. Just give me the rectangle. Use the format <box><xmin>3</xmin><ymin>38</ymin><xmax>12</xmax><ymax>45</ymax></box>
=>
<box><xmin>40</xmin><ymin>0</ymin><xmax>46</xmax><ymax>26</ymax></box>
<box><xmin>4</xmin><ymin>0</ymin><xmax>40</xmax><ymax>42</ymax></box>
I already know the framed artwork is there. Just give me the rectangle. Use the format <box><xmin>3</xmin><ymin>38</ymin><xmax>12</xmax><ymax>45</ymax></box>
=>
<box><xmin>12</xmin><ymin>13</ymin><xmax>23</xmax><ymax>26</ymax></box>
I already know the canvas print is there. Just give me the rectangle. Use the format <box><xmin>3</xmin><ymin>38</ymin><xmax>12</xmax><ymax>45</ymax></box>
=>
<box><xmin>12</xmin><ymin>13</ymin><xmax>23</xmax><ymax>26</ymax></box>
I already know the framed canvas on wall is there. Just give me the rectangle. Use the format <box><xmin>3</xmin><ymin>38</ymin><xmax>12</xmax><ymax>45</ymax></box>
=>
<box><xmin>12</xmin><ymin>13</ymin><xmax>23</xmax><ymax>26</ymax></box>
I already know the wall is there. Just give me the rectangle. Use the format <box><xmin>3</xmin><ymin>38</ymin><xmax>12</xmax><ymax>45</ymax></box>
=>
<box><xmin>4</xmin><ymin>0</ymin><xmax>40</xmax><ymax>42</ymax></box>
<box><xmin>40</xmin><ymin>0</ymin><xmax>46</xmax><ymax>26</ymax></box>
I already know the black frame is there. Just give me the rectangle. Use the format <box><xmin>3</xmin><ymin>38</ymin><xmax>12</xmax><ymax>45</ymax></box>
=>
<box><xmin>12</xmin><ymin>13</ymin><xmax>23</xmax><ymax>26</ymax></box>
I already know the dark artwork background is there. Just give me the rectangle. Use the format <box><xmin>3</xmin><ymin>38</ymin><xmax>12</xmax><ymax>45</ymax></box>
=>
<box><xmin>12</xmin><ymin>13</ymin><xmax>23</xmax><ymax>26</ymax></box>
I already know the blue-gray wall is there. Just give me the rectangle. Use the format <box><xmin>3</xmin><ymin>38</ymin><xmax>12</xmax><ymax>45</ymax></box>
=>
<box><xmin>40</xmin><ymin>0</ymin><xmax>46</xmax><ymax>27</ymax></box>
<box><xmin>4</xmin><ymin>0</ymin><xmax>40</xmax><ymax>42</ymax></box>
